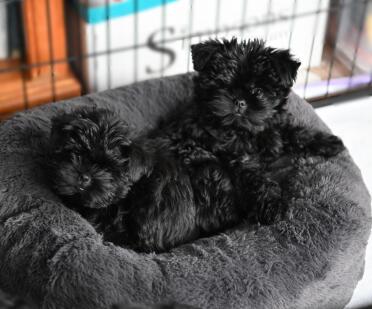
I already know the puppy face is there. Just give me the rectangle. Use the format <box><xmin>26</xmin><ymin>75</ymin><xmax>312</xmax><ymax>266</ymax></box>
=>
<box><xmin>191</xmin><ymin>38</ymin><xmax>301</xmax><ymax>131</ymax></box>
<box><xmin>48</xmin><ymin>108</ymin><xmax>134</xmax><ymax>209</ymax></box>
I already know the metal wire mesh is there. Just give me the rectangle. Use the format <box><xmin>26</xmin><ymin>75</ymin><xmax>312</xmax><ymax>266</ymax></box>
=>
<box><xmin>0</xmin><ymin>0</ymin><xmax>371</xmax><ymax>117</ymax></box>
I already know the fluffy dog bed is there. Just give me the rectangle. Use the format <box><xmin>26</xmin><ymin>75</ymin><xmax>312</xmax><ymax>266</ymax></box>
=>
<box><xmin>0</xmin><ymin>74</ymin><xmax>370</xmax><ymax>309</ymax></box>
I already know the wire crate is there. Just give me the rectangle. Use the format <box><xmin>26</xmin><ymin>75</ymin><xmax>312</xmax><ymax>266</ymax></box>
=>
<box><xmin>0</xmin><ymin>0</ymin><xmax>371</xmax><ymax>118</ymax></box>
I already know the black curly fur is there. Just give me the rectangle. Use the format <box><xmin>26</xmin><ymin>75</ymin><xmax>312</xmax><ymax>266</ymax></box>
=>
<box><xmin>47</xmin><ymin>108</ymin><xmax>239</xmax><ymax>252</ymax></box>
<box><xmin>47</xmin><ymin>38</ymin><xmax>345</xmax><ymax>253</ymax></box>
<box><xmin>47</xmin><ymin>109</ymin><xmax>137</xmax><ymax>210</ymax></box>
<box><xmin>189</xmin><ymin>38</ymin><xmax>345</xmax><ymax>224</ymax></box>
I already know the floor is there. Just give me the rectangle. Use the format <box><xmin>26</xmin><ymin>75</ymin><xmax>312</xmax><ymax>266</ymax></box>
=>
<box><xmin>316</xmin><ymin>97</ymin><xmax>372</xmax><ymax>309</ymax></box>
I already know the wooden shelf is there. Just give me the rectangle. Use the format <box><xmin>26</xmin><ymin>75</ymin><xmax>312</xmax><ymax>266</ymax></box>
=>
<box><xmin>0</xmin><ymin>73</ymin><xmax>81</xmax><ymax>115</ymax></box>
<box><xmin>0</xmin><ymin>0</ymin><xmax>82</xmax><ymax>118</ymax></box>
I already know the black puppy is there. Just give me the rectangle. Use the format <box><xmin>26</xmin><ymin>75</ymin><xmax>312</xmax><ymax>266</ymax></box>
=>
<box><xmin>48</xmin><ymin>108</ymin><xmax>238</xmax><ymax>252</ymax></box>
<box><xmin>47</xmin><ymin>109</ymin><xmax>137</xmax><ymax>210</ymax></box>
<box><xmin>189</xmin><ymin>38</ymin><xmax>345</xmax><ymax>223</ymax></box>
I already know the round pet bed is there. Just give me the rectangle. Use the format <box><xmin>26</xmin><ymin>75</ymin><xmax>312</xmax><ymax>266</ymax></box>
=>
<box><xmin>0</xmin><ymin>74</ymin><xmax>370</xmax><ymax>309</ymax></box>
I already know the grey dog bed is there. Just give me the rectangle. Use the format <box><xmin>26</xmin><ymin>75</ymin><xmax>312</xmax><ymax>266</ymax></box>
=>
<box><xmin>0</xmin><ymin>74</ymin><xmax>371</xmax><ymax>309</ymax></box>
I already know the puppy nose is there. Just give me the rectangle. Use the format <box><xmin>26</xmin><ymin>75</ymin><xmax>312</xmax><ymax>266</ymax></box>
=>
<box><xmin>236</xmin><ymin>99</ymin><xmax>246</xmax><ymax>108</ymax></box>
<box><xmin>235</xmin><ymin>99</ymin><xmax>247</xmax><ymax>112</ymax></box>
<box><xmin>79</xmin><ymin>174</ymin><xmax>91</xmax><ymax>189</ymax></box>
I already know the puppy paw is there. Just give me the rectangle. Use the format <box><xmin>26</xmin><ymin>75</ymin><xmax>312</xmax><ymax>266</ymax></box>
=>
<box><xmin>258</xmin><ymin>181</ymin><xmax>283</xmax><ymax>223</ymax></box>
<box><xmin>257</xmin><ymin>200</ymin><xmax>284</xmax><ymax>225</ymax></box>
<box><xmin>247</xmin><ymin>177</ymin><xmax>284</xmax><ymax>225</ymax></box>
<box><xmin>310</xmin><ymin>133</ymin><xmax>345</xmax><ymax>158</ymax></box>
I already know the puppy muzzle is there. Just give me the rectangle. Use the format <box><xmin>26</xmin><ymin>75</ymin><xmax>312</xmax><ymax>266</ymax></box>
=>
<box><xmin>234</xmin><ymin>99</ymin><xmax>247</xmax><ymax>114</ymax></box>
<box><xmin>78</xmin><ymin>174</ymin><xmax>92</xmax><ymax>191</ymax></box>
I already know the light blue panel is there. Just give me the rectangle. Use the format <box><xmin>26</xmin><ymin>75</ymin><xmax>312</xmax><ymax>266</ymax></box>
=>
<box><xmin>77</xmin><ymin>0</ymin><xmax>178</xmax><ymax>24</ymax></box>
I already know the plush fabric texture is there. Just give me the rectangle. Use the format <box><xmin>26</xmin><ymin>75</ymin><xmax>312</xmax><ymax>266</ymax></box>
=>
<box><xmin>0</xmin><ymin>288</ymin><xmax>36</xmax><ymax>309</ymax></box>
<box><xmin>0</xmin><ymin>74</ymin><xmax>370</xmax><ymax>309</ymax></box>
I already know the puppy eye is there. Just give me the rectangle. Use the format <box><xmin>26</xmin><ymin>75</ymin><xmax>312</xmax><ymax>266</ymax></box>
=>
<box><xmin>120</xmin><ymin>145</ymin><xmax>131</xmax><ymax>155</ymax></box>
<box><xmin>243</xmin><ymin>84</ymin><xmax>254</xmax><ymax>92</ymax></box>
<box><xmin>112</xmin><ymin>147</ymin><xmax>121</xmax><ymax>155</ymax></box>
<box><xmin>252</xmin><ymin>87</ymin><xmax>264</xmax><ymax>96</ymax></box>
<box><xmin>68</xmin><ymin>147</ymin><xmax>80</xmax><ymax>155</ymax></box>
<box><xmin>70</xmin><ymin>153</ymin><xmax>82</xmax><ymax>164</ymax></box>
<box><xmin>70</xmin><ymin>150</ymin><xmax>79</xmax><ymax>157</ymax></box>
<box><xmin>54</xmin><ymin>147</ymin><xmax>64</xmax><ymax>154</ymax></box>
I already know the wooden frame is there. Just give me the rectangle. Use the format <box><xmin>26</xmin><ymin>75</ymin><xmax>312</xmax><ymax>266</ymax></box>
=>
<box><xmin>0</xmin><ymin>0</ymin><xmax>81</xmax><ymax>117</ymax></box>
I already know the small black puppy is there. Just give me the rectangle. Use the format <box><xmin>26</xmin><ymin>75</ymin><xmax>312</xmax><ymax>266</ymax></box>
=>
<box><xmin>48</xmin><ymin>108</ymin><xmax>238</xmax><ymax>252</ymax></box>
<box><xmin>47</xmin><ymin>109</ymin><xmax>137</xmax><ymax>210</ymax></box>
<box><xmin>189</xmin><ymin>38</ymin><xmax>345</xmax><ymax>222</ymax></box>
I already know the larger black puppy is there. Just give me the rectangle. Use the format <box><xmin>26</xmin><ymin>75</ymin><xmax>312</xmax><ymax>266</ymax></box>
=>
<box><xmin>189</xmin><ymin>38</ymin><xmax>345</xmax><ymax>223</ymax></box>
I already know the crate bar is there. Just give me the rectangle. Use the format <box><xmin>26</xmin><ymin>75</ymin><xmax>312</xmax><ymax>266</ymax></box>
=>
<box><xmin>287</xmin><ymin>0</ymin><xmax>297</xmax><ymax>49</ymax></box>
<box><xmin>105</xmin><ymin>0</ymin><xmax>112</xmax><ymax>89</ymax></box>
<box><xmin>303</xmin><ymin>0</ymin><xmax>323</xmax><ymax>99</ymax></box>
<box><xmin>264</xmin><ymin>0</ymin><xmax>273</xmax><ymax>41</ymax></box>
<box><xmin>347</xmin><ymin>0</ymin><xmax>368</xmax><ymax>90</ymax></box>
<box><xmin>134</xmin><ymin>0</ymin><xmax>138</xmax><ymax>82</ymax></box>
<box><xmin>186</xmin><ymin>0</ymin><xmax>194</xmax><ymax>72</ymax></box>
<box><xmin>161</xmin><ymin>0</ymin><xmax>166</xmax><ymax>77</ymax></box>
<box><xmin>325</xmin><ymin>0</ymin><xmax>344</xmax><ymax>97</ymax></box>
<box><xmin>20</xmin><ymin>65</ymin><xmax>29</xmax><ymax>110</ymax></box>
<box><xmin>45</xmin><ymin>0</ymin><xmax>57</xmax><ymax>102</ymax></box>
<box><xmin>214</xmin><ymin>0</ymin><xmax>221</xmax><ymax>36</ymax></box>
<box><xmin>92</xmin><ymin>26</ymin><xmax>98</xmax><ymax>92</ymax></box>
<box><xmin>310</xmin><ymin>86</ymin><xmax>372</xmax><ymax>108</ymax></box>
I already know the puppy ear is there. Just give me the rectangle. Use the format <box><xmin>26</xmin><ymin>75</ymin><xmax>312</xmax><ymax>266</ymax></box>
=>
<box><xmin>120</xmin><ymin>142</ymin><xmax>132</xmax><ymax>158</ymax></box>
<box><xmin>191</xmin><ymin>40</ymin><xmax>221</xmax><ymax>72</ymax></box>
<box><xmin>271</xmin><ymin>49</ymin><xmax>301</xmax><ymax>88</ymax></box>
<box><xmin>50</xmin><ymin>113</ymin><xmax>75</xmax><ymax>140</ymax></box>
<box><xmin>125</xmin><ymin>143</ymin><xmax>149</xmax><ymax>181</ymax></box>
